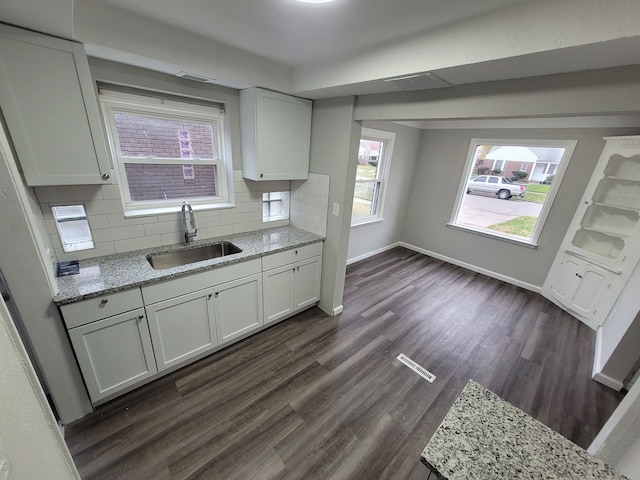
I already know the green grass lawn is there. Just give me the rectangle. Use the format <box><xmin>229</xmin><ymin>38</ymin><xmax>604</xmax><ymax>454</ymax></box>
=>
<box><xmin>515</xmin><ymin>183</ymin><xmax>550</xmax><ymax>204</ymax></box>
<box><xmin>356</xmin><ymin>164</ymin><xmax>377</xmax><ymax>179</ymax></box>
<box><xmin>488</xmin><ymin>216</ymin><xmax>537</xmax><ymax>238</ymax></box>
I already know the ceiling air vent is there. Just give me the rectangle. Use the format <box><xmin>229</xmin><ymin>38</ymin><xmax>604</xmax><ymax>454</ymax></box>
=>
<box><xmin>175</xmin><ymin>71</ymin><xmax>214</xmax><ymax>83</ymax></box>
<box><xmin>384</xmin><ymin>72</ymin><xmax>451</xmax><ymax>91</ymax></box>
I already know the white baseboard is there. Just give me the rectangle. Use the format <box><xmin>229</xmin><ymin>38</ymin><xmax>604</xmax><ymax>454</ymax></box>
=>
<box><xmin>398</xmin><ymin>242</ymin><xmax>542</xmax><ymax>294</ymax></box>
<box><xmin>332</xmin><ymin>305</ymin><xmax>344</xmax><ymax>315</ymax></box>
<box><xmin>592</xmin><ymin>326</ymin><xmax>625</xmax><ymax>391</ymax></box>
<box><xmin>346</xmin><ymin>242</ymin><xmax>402</xmax><ymax>265</ymax></box>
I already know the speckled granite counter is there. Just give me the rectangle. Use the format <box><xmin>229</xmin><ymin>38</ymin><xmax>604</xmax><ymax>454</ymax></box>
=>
<box><xmin>54</xmin><ymin>226</ymin><xmax>324</xmax><ymax>305</ymax></box>
<box><xmin>421</xmin><ymin>380</ymin><xmax>627</xmax><ymax>480</ymax></box>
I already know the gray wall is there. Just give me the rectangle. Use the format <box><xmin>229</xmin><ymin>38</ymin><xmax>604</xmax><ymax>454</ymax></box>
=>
<box><xmin>308</xmin><ymin>97</ymin><xmax>361</xmax><ymax>314</ymax></box>
<box><xmin>347</xmin><ymin>121</ymin><xmax>420</xmax><ymax>262</ymax></box>
<box><xmin>402</xmin><ymin>127</ymin><xmax>639</xmax><ymax>288</ymax></box>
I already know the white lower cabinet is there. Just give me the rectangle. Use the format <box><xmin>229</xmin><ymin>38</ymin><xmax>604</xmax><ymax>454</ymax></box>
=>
<box><xmin>263</xmin><ymin>244</ymin><xmax>322</xmax><ymax>325</ymax></box>
<box><xmin>61</xmin><ymin>243</ymin><xmax>323</xmax><ymax>404</ymax></box>
<box><xmin>145</xmin><ymin>288</ymin><xmax>217</xmax><ymax>372</ymax></box>
<box><xmin>68</xmin><ymin>308</ymin><xmax>157</xmax><ymax>402</ymax></box>
<box><xmin>544</xmin><ymin>252</ymin><xmax>618</xmax><ymax>329</ymax></box>
<box><xmin>214</xmin><ymin>273</ymin><xmax>263</xmax><ymax>344</ymax></box>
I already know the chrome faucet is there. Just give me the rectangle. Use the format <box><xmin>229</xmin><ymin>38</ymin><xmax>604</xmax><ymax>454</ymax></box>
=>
<box><xmin>181</xmin><ymin>201</ymin><xmax>197</xmax><ymax>244</ymax></box>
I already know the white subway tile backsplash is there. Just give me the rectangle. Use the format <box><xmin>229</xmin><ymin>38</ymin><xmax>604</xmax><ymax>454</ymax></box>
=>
<box><xmin>35</xmin><ymin>185</ymin><xmax>103</xmax><ymax>204</ymax></box>
<box><xmin>143</xmin><ymin>220</ymin><xmax>182</xmax><ymax>236</ymax></box>
<box><xmin>93</xmin><ymin>225</ymin><xmax>146</xmax><ymax>243</ymax></box>
<box><xmin>88</xmin><ymin>215</ymin><xmax>110</xmax><ymax>230</ymax></box>
<box><xmin>107</xmin><ymin>213</ymin><xmax>159</xmax><ymax>227</ymax></box>
<box><xmin>114</xmin><ymin>235</ymin><xmax>162</xmax><ymax>253</ymax></box>
<box><xmin>39</xmin><ymin>170</ymin><xmax>321</xmax><ymax>261</ymax></box>
<box><xmin>85</xmin><ymin>199</ymin><xmax>127</xmax><ymax>216</ymax></box>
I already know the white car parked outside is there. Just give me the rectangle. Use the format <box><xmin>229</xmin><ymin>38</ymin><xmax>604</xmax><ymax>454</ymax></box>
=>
<box><xmin>466</xmin><ymin>175</ymin><xmax>526</xmax><ymax>199</ymax></box>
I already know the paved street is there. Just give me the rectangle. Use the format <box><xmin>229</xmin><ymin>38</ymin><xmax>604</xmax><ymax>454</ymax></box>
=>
<box><xmin>457</xmin><ymin>192</ymin><xmax>543</xmax><ymax>228</ymax></box>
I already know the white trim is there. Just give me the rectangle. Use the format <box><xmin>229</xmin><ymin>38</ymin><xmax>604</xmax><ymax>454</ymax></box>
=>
<box><xmin>446</xmin><ymin>223</ymin><xmax>538</xmax><ymax>248</ymax></box>
<box><xmin>332</xmin><ymin>305</ymin><xmax>344</xmax><ymax>315</ymax></box>
<box><xmin>347</xmin><ymin>242</ymin><xmax>401</xmax><ymax>265</ymax></box>
<box><xmin>592</xmin><ymin>326</ymin><xmax>625</xmax><ymax>391</ymax></box>
<box><xmin>351</xmin><ymin>127</ymin><xmax>395</xmax><ymax>226</ymax></box>
<box><xmin>398</xmin><ymin>241</ymin><xmax>542</xmax><ymax>294</ymax></box>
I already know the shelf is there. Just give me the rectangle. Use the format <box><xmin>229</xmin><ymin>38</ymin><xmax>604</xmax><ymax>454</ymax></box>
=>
<box><xmin>592</xmin><ymin>202</ymin><xmax>640</xmax><ymax>213</ymax></box>
<box><xmin>572</xmin><ymin>229</ymin><xmax>625</xmax><ymax>260</ymax></box>
<box><xmin>603</xmin><ymin>153</ymin><xmax>640</xmax><ymax>180</ymax></box>
<box><xmin>579</xmin><ymin>226</ymin><xmax>630</xmax><ymax>240</ymax></box>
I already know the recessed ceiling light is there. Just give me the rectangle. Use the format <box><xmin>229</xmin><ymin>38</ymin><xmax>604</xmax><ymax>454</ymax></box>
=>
<box><xmin>295</xmin><ymin>0</ymin><xmax>337</xmax><ymax>3</ymax></box>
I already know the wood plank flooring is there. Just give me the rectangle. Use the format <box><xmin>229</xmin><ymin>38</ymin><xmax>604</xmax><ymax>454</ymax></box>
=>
<box><xmin>65</xmin><ymin>247</ymin><xmax>625</xmax><ymax>479</ymax></box>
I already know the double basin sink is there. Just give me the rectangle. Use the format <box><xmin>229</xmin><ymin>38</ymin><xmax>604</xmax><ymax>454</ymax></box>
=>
<box><xmin>146</xmin><ymin>241</ymin><xmax>242</xmax><ymax>270</ymax></box>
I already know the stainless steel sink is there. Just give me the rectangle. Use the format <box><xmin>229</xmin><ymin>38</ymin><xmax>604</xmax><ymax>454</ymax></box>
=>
<box><xmin>147</xmin><ymin>242</ymin><xmax>242</xmax><ymax>270</ymax></box>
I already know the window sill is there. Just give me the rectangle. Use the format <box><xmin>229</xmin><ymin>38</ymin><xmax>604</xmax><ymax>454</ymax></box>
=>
<box><xmin>263</xmin><ymin>214</ymin><xmax>289</xmax><ymax>223</ymax></box>
<box><xmin>351</xmin><ymin>217</ymin><xmax>385</xmax><ymax>229</ymax></box>
<box><xmin>446</xmin><ymin>223</ymin><xmax>538</xmax><ymax>249</ymax></box>
<box><xmin>123</xmin><ymin>202</ymin><xmax>236</xmax><ymax>218</ymax></box>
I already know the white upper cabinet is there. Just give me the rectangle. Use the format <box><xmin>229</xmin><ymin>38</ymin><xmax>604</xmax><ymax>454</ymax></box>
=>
<box><xmin>0</xmin><ymin>24</ymin><xmax>112</xmax><ymax>186</ymax></box>
<box><xmin>240</xmin><ymin>87</ymin><xmax>312</xmax><ymax>181</ymax></box>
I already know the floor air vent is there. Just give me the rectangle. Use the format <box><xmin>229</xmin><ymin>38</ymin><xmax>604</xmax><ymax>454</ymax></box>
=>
<box><xmin>397</xmin><ymin>353</ymin><xmax>436</xmax><ymax>383</ymax></box>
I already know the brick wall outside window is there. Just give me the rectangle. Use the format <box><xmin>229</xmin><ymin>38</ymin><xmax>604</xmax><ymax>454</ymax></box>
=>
<box><xmin>114</xmin><ymin>114</ymin><xmax>216</xmax><ymax>159</ymax></box>
<box><xmin>125</xmin><ymin>163</ymin><xmax>217</xmax><ymax>201</ymax></box>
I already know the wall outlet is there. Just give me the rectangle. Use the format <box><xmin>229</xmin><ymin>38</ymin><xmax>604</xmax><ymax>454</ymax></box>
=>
<box><xmin>332</xmin><ymin>203</ymin><xmax>340</xmax><ymax>216</ymax></box>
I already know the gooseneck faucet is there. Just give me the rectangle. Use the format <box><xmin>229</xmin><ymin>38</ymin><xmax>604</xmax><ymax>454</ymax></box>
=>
<box><xmin>182</xmin><ymin>201</ymin><xmax>197</xmax><ymax>244</ymax></box>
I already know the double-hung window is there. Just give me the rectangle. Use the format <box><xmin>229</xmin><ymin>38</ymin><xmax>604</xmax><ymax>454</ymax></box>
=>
<box><xmin>351</xmin><ymin>127</ymin><xmax>395</xmax><ymax>225</ymax></box>
<box><xmin>100</xmin><ymin>90</ymin><xmax>230</xmax><ymax>216</ymax></box>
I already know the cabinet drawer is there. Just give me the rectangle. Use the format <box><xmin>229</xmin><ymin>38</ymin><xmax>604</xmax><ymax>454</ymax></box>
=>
<box><xmin>142</xmin><ymin>258</ymin><xmax>261</xmax><ymax>305</ymax></box>
<box><xmin>60</xmin><ymin>288</ymin><xmax>144</xmax><ymax>329</ymax></box>
<box><xmin>262</xmin><ymin>242</ymin><xmax>323</xmax><ymax>271</ymax></box>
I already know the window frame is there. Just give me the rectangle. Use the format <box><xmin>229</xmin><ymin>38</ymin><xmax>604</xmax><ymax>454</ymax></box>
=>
<box><xmin>449</xmin><ymin>138</ymin><xmax>577</xmax><ymax>247</ymax></box>
<box><xmin>51</xmin><ymin>204</ymin><xmax>94</xmax><ymax>253</ymax></box>
<box><xmin>100</xmin><ymin>90</ymin><xmax>231</xmax><ymax>217</ymax></box>
<box><xmin>262</xmin><ymin>191</ymin><xmax>290</xmax><ymax>223</ymax></box>
<box><xmin>351</xmin><ymin>127</ymin><xmax>395</xmax><ymax>227</ymax></box>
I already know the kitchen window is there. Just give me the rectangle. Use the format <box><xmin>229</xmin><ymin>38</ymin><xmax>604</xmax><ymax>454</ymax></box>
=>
<box><xmin>351</xmin><ymin>128</ymin><xmax>395</xmax><ymax>226</ymax></box>
<box><xmin>100</xmin><ymin>90</ymin><xmax>230</xmax><ymax>216</ymax></box>
<box><xmin>263</xmin><ymin>191</ymin><xmax>290</xmax><ymax>222</ymax></box>
<box><xmin>450</xmin><ymin>139</ymin><xmax>576</xmax><ymax>246</ymax></box>
<box><xmin>52</xmin><ymin>205</ymin><xmax>94</xmax><ymax>252</ymax></box>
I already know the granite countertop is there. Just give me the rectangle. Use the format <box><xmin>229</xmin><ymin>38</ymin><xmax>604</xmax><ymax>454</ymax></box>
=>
<box><xmin>54</xmin><ymin>225</ymin><xmax>324</xmax><ymax>305</ymax></box>
<box><xmin>421</xmin><ymin>380</ymin><xmax>628</xmax><ymax>480</ymax></box>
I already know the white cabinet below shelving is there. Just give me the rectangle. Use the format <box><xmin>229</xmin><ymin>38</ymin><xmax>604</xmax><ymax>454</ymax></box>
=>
<box><xmin>214</xmin><ymin>274</ymin><xmax>263</xmax><ymax>344</ymax></box>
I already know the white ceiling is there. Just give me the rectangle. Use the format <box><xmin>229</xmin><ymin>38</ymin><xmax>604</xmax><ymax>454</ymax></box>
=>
<box><xmin>3</xmin><ymin>0</ymin><xmax>640</xmax><ymax>99</ymax></box>
<box><xmin>92</xmin><ymin>0</ymin><xmax>529</xmax><ymax>66</ymax></box>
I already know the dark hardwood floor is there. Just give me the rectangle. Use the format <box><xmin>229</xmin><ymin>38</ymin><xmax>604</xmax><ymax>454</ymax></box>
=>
<box><xmin>65</xmin><ymin>247</ymin><xmax>625</xmax><ymax>479</ymax></box>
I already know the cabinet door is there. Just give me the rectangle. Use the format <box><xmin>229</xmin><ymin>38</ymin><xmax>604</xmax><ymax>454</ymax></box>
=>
<box><xmin>546</xmin><ymin>253</ymin><xmax>615</xmax><ymax>328</ymax></box>
<box><xmin>146</xmin><ymin>288</ymin><xmax>217</xmax><ymax>371</ymax></box>
<box><xmin>263</xmin><ymin>264</ymin><xmax>295</xmax><ymax>325</ymax></box>
<box><xmin>570</xmin><ymin>266</ymin><xmax>611</xmax><ymax>320</ymax></box>
<box><xmin>214</xmin><ymin>273</ymin><xmax>263</xmax><ymax>344</ymax></box>
<box><xmin>548</xmin><ymin>256</ymin><xmax>583</xmax><ymax>305</ymax></box>
<box><xmin>294</xmin><ymin>256</ymin><xmax>322</xmax><ymax>311</ymax></box>
<box><xmin>0</xmin><ymin>24</ymin><xmax>111</xmax><ymax>186</ymax></box>
<box><xmin>68</xmin><ymin>308</ymin><xmax>156</xmax><ymax>402</ymax></box>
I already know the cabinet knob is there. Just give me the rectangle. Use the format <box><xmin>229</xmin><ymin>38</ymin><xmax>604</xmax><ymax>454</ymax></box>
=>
<box><xmin>297</xmin><ymin>266</ymin><xmax>300</xmax><ymax>272</ymax></box>
<box><xmin>101</xmin><ymin>173</ymin><xmax>110</xmax><ymax>180</ymax></box>
<box><xmin>208</xmin><ymin>294</ymin><xmax>213</xmax><ymax>299</ymax></box>
<box><xmin>100</xmin><ymin>299</ymin><xmax>108</xmax><ymax>305</ymax></box>
<box><xmin>260</xmin><ymin>173</ymin><xmax>264</xmax><ymax>178</ymax></box>
<box><xmin>292</xmin><ymin>268</ymin><xmax>296</xmax><ymax>272</ymax></box>
<box><xmin>137</xmin><ymin>315</ymin><xmax>144</xmax><ymax>320</ymax></box>
<box><xmin>575</xmin><ymin>273</ymin><xmax>583</xmax><ymax>279</ymax></box>
<box><xmin>295</xmin><ymin>250</ymin><xmax>298</xmax><ymax>255</ymax></box>
<box><xmin>215</xmin><ymin>292</ymin><xmax>219</xmax><ymax>297</ymax></box>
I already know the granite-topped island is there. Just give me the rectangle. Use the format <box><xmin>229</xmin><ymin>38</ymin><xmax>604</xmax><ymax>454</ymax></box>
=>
<box><xmin>421</xmin><ymin>380</ymin><xmax>628</xmax><ymax>480</ymax></box>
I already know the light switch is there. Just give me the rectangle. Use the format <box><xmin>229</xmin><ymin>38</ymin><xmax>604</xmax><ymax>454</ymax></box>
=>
<box><xmin>332</xmin><ymin>203</ymin><xmax>340</xmax><ymax>216</ymax></box>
